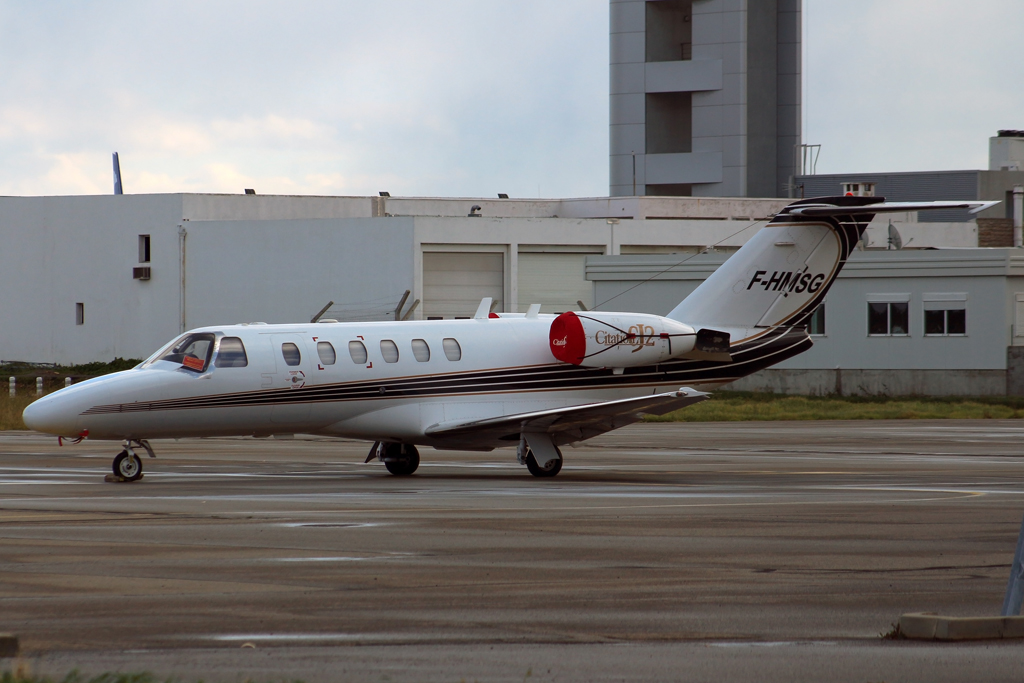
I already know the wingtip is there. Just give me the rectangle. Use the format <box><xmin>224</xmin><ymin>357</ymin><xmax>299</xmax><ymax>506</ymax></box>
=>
<box><xmin>968</xmin><ymin>200</ymin><xmax>1001</xmax><ymax>215</ymax></box>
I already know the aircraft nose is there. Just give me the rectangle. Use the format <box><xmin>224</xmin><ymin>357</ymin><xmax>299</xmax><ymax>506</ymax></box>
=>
<box><xmin>22</xmin><ymin>394</ymin><xmax>80</xmax><ymax>436</ymax></box>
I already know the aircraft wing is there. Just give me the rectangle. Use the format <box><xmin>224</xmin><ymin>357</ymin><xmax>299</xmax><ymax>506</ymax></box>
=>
<box><xmin>424</xmin><ymin>388</ymin><xmax>708</xmax><ymax>450</ymax></box>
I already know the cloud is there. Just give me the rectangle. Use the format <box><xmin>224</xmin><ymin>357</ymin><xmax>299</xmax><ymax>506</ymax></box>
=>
<box><xmin>0</xmin><ymin>1</ymin><xmax>608</xmax><ymax>197</ymax></box>
<box><xmin>3</xmin><ymin>1</ymin><xmax>1017</xmax><ymax>198</ymax></box>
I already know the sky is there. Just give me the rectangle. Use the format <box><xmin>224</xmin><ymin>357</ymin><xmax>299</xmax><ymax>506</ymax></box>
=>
<box><xmin>0</xmin><ymin>1</ymin><xmax>1021</xmax><ymax>198</ymax></box>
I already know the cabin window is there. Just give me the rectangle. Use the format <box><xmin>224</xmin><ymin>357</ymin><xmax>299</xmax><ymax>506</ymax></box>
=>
<box><xmin>868</xmin><ymin>301</ymin><xmax>909</xmax><ymax>336</ymax></box>
<box><xmin>153</xmin><ymin>332</ymin><xmax>216</xmax><ymax>372</ymax></box>
<box><xmin>348</xmin><ymin>340</ymin><xmax>368</xmax><ymax>364</ymax></box>
<box><xmin>215</xmin><ymin>337</ymin><xmax>248</xmax><ymax>367</ymax></box>
<box><xmin>317</xmin><ymin>341</ymin><xmax>337</xmax><ymax>365</ymax></box>
<box><xmin>442</xmin><ymin>337</ymin><xmax>462</xmax><ymax>361</ymax></box>
<box><xmin>380</xmin><ymin>339</ymin><xmax>399</xmax><ymax>363</ymax></box>
<box><xmin>411</xmin><ymin>338</ymin><xmax>430</xmax><ymax>362</ymax></box>
<box><xmin>281</xmin><ymin>342</ymin><xmax>301</xmax><ymax>366</ymax></box>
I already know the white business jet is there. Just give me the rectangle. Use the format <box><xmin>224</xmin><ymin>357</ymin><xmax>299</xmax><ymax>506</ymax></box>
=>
<box><xmin>23</xmin><ymin>196</ymin><xmax>997</xmax><ymax>479</ymax></box>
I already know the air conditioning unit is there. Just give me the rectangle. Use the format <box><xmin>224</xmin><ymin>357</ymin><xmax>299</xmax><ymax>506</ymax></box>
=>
<box><xmin>133</xmin><ymin>267</ymin><xmax>151</xmax><ymax>280</ymax></box>
<box><xmin>842</xmin><ymin>182</ymin><xmax>876</xmax><ymax>197</ymax></box>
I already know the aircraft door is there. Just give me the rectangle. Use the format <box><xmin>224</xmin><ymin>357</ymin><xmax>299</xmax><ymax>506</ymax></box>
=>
<box><xmin>268</xmin><ymin>334</ymin><xmax>313</xmax><ymax>425</ymax></box>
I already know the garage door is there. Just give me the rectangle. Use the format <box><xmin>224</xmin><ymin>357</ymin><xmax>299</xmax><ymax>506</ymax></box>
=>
<box><xmin>423</xmin><ymin>251</ymin><xmax>504</xmax><ymax>319</ymax></box>
<box><xmin>517</xmin><ymin>252</ymin><xmax>594</xmax><ymax>314</ymax></box>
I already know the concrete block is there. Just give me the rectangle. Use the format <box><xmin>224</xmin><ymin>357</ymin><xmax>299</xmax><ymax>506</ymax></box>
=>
<box><xmin>1007</xmin><ymin>346</ymin><xmax>1024</xmax><ymax>395</ymax></box>
<box><xmin>609</xmin><ymin>124</ymin><xmax>646</xmax><ymax>156</ymax></box>
<box><xmin>900</xmin><ymin>613</ymin><xmax>1024</xmax><ymax>641</ymax></box>
<box><xmin>692</xmin><ymin>105</ymin><xmax>724</xmax><ymax>138</ymax></box>
<box><xmin>610</xmin><ymin>63</ymin><xmax>645</xmax><ymax>95</ymax></box>
<box><xmin>610</xmin><ymin>0</ymin><xmax>645</xmax><ymax>34</ymax></box>
<box><xmin>611</xmin><ymin>31</ymin><xmax>645</xmax><ymax>65</ymax></box>
<box><xmin>610</xmin><ymin>93</ymin><xmax>645</xmax><ymax>126</ymax></box>
<box><xmin>645</xmin><ymin>60</ymin><xmax>723</xmax><ymax>94</ymax></box>
<box><xmin>646</xmin><ymin>152</ymin><xmax>723</xmax><ymax>185</ymax></box>
<box><xmin>0</xmin><ymin>634</ymin><xmax>18</xmax><ymax>657</ymax></box>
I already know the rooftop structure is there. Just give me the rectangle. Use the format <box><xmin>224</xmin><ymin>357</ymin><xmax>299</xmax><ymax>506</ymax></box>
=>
<box><xmin>610</xmin><ymin>0</ymin><xmax>801</xmax><ymax>198</ymax></box>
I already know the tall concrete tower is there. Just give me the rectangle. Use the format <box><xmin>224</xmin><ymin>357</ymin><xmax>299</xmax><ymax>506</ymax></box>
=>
<box><xmin>610</xmin><ymin>0</ymin><xmax>801</xmax><ymax>198</ymax></box>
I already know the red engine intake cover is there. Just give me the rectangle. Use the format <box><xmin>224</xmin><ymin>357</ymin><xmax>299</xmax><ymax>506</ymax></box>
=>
<box><xmin>549</xmin><ymin>311</ymin><xmax>586</xmax><ymax>365</ymax></box>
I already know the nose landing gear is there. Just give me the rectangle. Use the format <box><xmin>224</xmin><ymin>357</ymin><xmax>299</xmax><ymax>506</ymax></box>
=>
<box><xmin>109</xmin><ymin>439</ymin><xmax>155</xmax><ymax>482</ymax></box>
<box><xmin>112</xmin><ymin>451</ymin><xmax>143</xmax><ymax>481</ymax></box>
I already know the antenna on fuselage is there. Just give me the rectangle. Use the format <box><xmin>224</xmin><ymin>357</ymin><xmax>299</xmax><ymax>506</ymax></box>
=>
<box><xmin>310</xmin><ymin>300</ymin><xmax>335</xmax><ymax>323</ymax></box>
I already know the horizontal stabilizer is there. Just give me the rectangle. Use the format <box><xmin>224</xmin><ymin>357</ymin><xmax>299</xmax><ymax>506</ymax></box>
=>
<box><xmin>787</xmin><ymin>200</ymin><xmax>999</xmax><ymax>217</ymax></box>
<box><xmin>425</xmin><ymin>388</ymin><xmax>708</xmax><ymax>449</ymax></box>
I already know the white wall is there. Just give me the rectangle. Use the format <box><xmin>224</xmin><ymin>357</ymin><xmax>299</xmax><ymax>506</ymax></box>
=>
<box><xmin>0</xmin><ymin>195</ymin><xmax>184</xmax><ymax>364</ymax></box>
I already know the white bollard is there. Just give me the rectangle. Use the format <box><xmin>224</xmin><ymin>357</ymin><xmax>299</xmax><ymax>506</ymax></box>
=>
<box><xmin>35</xmin><ymin>377</ymin><xmax>43</xmax><ymax>396</ymax></box>
<box><xmin>64</xmin><ymin>377</ymin><xmax>72</xmax><ymax>388</ymax></box>
<box><xmin>8</xmin><ymin>377</ymin><xmax>14</xmax><ymax>398</ymax></box>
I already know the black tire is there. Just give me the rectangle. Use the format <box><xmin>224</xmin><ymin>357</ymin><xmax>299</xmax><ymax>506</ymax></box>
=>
<box><xmin>112</xmin><ymin>451</ymin><xmax>143</xmax><ymax>481</ymax></box>
<box><xmin>525</xmin><ymin>449</ymin><xmax>562</xmax><ymax>478</ymax></box>
<box><xmin>383</xmin><ymin>444</ymin><xmax>420</xmax><ymax>476</ymax></box>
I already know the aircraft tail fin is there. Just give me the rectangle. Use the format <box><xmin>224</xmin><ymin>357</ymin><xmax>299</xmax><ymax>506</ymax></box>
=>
<box><xmin>666</xmin><ymin>196</ymin><xmax>998</xmax><ymax>331</ymax></box>
<box><xmin>113</xmin><ymin>152</ymin><xmax>123</xmax><ymax>195</ymax></box>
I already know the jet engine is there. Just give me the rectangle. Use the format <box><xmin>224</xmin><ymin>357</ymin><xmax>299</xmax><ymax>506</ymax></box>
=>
<box><xmin>549</xmin><ymin>311</ymin><xmax>699</xmax><ymax>367</ymax></box>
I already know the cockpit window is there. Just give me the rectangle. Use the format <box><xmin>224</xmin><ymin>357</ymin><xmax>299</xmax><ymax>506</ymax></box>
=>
<box><xmin>215</xmin><ymin>337</ymin><xmax>248</xmax><ymax>368</ymax></box>
<box><xmin>152</xmin><ymin>333</ymin><xmax>216</xmax><ymax>372</ymax></box>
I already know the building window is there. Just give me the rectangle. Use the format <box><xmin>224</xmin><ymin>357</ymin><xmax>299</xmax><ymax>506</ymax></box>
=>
<box><xmin>138</xmin><ymin>235</ymin><xmax>151</xmax><ymax>263</ymax></box>
<box><xmin>281</xmin><ymin>342</ymin><xmax>301</xmax><ymax>366</ymax></box>
<box><xmin>925</xmin><ymin>308</ymin><xmax>967</xmax><ymax>336</ymax></box>
<box><xmin>215</xmin><ymin>337</ymin><xmax>248</xmax><ymax>368</ymax></box>
<box><xmin>808</xmin><ymin>304</ymin><xmax>825</xmax><ymax>336</ymax></box>
<box><xmin>75</xmin><ymin>302</ymin><xmax>84</xmax><ymax>325</ymax></box>
<box><xmin>348</xmin><ymin>341</ymin><xmax>368</xmax><ymax>364</ymax></box>
<box><xmin>380</xmin><ymin>340</ymin><xmax>399</xmax><ymax>363</ymax></box>
<box><xmin>411</xmin><ymin>339</ymin><xmax>430</xmax><ymax>362</ymax></box>
<box><xmin>442</xmin><ymin>338</ymin><xmax>462</xmax><ymax>361</ymax></box>
<box><xmin>317</xmin><ymin>341</ymin><xmax>336</xmax><ymax>365</ymax></box>
<box><xmin>868</xmin><ymin>302</ymin><xmax>909</xmax><ymax>336</ymax></box>
<box><xmin>923</xmin><ymin>294</ymin><xmax>967</xmax><ymax>337</ymax></box>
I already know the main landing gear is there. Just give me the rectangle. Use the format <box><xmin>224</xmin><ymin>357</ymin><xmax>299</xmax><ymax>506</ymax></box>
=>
<box><xmin>517</xmin><ymin>433</ymin><xmax>563</xmax><ymax>478</ymax></box>
<box><xmin>111</xmin><ymin>439</ymin><xmax>155</xmax><ymax>482</ymax></box>
<box><xmin>366</xmin><ymin>442</ymin><xmax>420</xmax><ymax>476</ymax></box>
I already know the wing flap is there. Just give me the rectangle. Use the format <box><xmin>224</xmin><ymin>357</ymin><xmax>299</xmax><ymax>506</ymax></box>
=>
<box><xmin>424</xmin><ymin>388</ymin><xmax>708</xmax><ymax>449</ymax></box>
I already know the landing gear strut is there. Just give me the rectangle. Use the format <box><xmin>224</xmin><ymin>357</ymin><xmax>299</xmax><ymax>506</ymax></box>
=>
<box><xmin>367</xmin><ymin>442</ymin><xmax>420</xmax><ymax>476</ymax></box>
<box><xmin>111</xmin><ymin>439</ymin><xmax>154</xmax><ymax>482</ymax></box>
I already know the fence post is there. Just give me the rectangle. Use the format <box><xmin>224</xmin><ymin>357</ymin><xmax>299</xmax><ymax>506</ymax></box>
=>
<box><xmin>8</xmin><ymin>377</ymin><xmax>14</xmax><ymax>398</ymax></box>
<box><xmin>35</xmin><ymin>377</ymin><xmax>43</xmax><ymax>396</ymax></box>
<box><xmin>64</xmin><ymin>377</ymin><xmax>72</xmax><ymax>388</ymax></box>
<box><xmin>1002</xmin><ymin>512</ymin><xmax>1024</xmax><ymax>616</ymax></box>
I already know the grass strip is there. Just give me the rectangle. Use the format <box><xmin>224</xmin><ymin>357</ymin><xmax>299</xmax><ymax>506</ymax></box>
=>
<box><xmin>2</xmin><ymin>671</ymin><xmax>304</xmax><ymax>683</ymax></box>
<box><xmin>647</xmin><ymin>391</ymin><xmax>1024</xmax><ymax>422</ymax></box>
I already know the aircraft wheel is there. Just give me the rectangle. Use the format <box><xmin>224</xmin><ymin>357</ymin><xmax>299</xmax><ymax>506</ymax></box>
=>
<box><xmin>112</xmin><ymin>450</ymin><xmax>143</xmax><ymax>481</ymax></box>
<box><xmin>384</xmin><ymin>444</ymin><xmax>420</xmax><ymax>476</ymax></box>
<box><xmin>525</xmin><ymin>449</ymin><xmax>562</xmax><ymax>478</ymax></box>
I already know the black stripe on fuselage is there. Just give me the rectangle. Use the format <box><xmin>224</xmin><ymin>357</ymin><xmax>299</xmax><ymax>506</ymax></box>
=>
<box><xmin>81</xmin><ymin>327</ymin><xmax>810</xmax><ymax>415</ymax></box>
